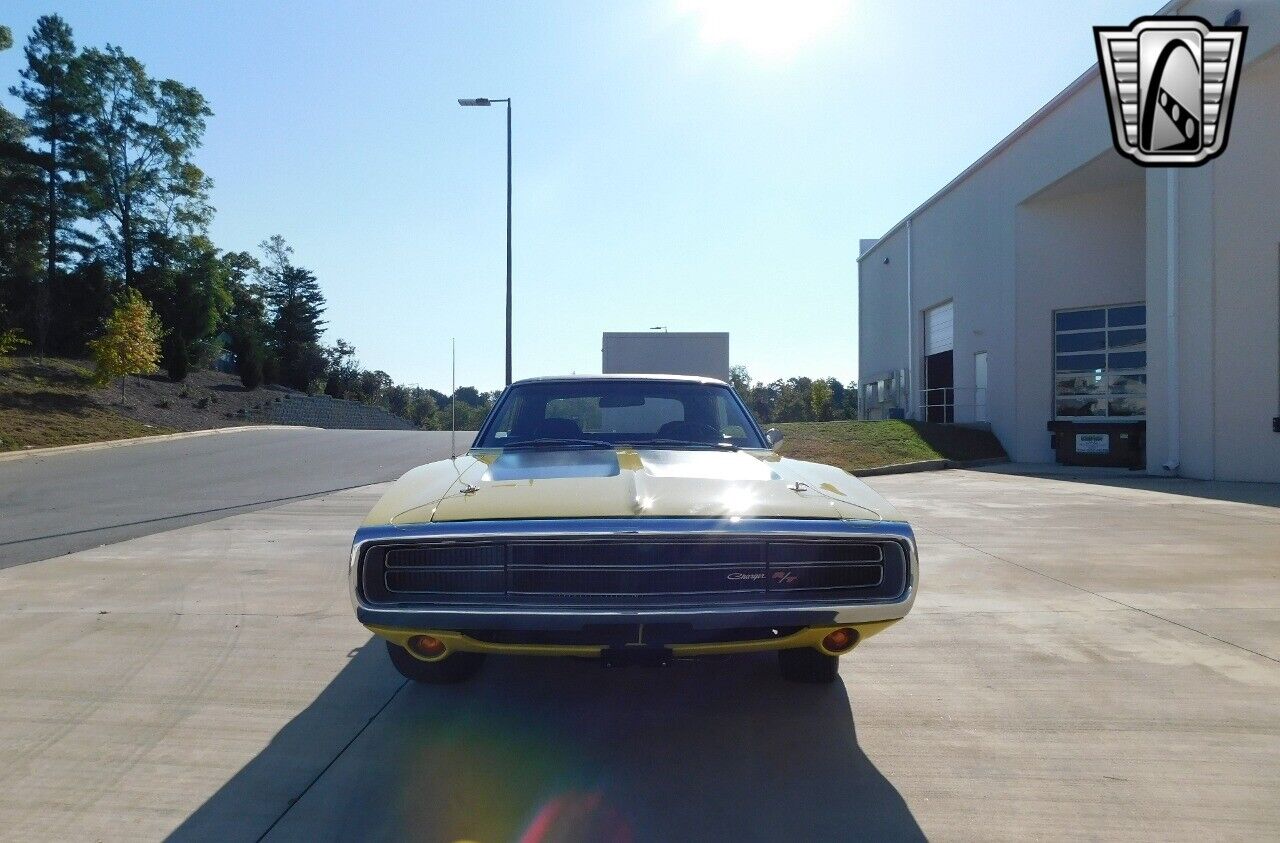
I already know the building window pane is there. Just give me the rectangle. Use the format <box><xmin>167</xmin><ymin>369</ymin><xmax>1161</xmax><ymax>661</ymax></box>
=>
<box><xmin>1107</xmin><ymin>373</ymin><xmax>1146</xmax><ymax>395</ymax></box>
<box><xmin>1057</xmin><ymin>374</ymin><xmax>1105</xmax><ymax>395</ymax></box>
<box><xmin>1109</xmin><ymin>397</ymin><xmax>1147</xmax><ymax>416</ymax></box>
<box><xmin>1057</xmin><ymin>331</ymin><xmax>1106</xmax><ymax>352</ymax></box>
<box><xmin>1108</xmin><ymin>305</ymin><xmax>1146</xmax><ymax>327</ymax></box>
<box><xmin>1056</xmin><ymin>353</ymin><xmax>1106</xmax><ymax>372</ymax></box>
<box><xmin>1054</xmin><ymin>303</ymin><xmax>1146</xmax><ymax>420</ymax></box>
<box><xmin>1108</xmin><ymin>351</ymin><xmax>1146</xmax><ymax>370</ymax></box>
<box><xmin>1056</xmin><ymin>397</ymin><xmax>1106</xmax><ymax>416</ymax></box>
<box><xmin>1056</xmin><ymin>309</ymin><xmax>1106</xmax><ymax>331</ymax></box>
<box><xmin>1108</xmin><ymin>328</ymin><xmax>1146</xmax><ymax>349</ymax></box>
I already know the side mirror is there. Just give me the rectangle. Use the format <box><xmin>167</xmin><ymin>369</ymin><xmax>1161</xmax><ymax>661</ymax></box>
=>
<box><xmin>765</xmin><ymin>428</ymin><xmax>784</xmax><ymax>449</ymax></box>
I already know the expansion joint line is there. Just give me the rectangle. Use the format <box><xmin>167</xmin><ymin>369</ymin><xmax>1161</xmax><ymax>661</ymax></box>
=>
<box><xmin>254</xmin><ymin>677</ymin><xmax>410</xmax><ymax>841</ymax></box>
<box><xmin>915</xmin><ymin>524</ymin><xmax>1280</xmax><ymax>666</ymax></box>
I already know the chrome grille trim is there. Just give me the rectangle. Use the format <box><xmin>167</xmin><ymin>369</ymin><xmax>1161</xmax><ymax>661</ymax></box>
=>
<box><xmin>350</xmin><ymin>518</ymin><xmax>918</xmax><ymax>627</ymax></box>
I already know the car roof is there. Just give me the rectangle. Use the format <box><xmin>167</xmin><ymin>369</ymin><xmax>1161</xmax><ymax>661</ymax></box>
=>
<box><xmin>510</xmin><ymin>373</ymin><xmax>729</xmax><ymax>386</ymax></box>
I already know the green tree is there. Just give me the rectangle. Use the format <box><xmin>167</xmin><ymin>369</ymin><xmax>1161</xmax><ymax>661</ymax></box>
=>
<box><xmin>0</xmin><ymin>304</ymin><xmax>30</xmax><ymax>359</ymax></box>
<box><xmin>46</xmin><ymin>258</ymin><xmax>113</xmax><ymax>355</ymax></box>
<box><xmin>162</xmin><ymin>329</ymin><xmax>188</xmax><ymax>380</ymax></box>
<box><xmin>407</xmin><ymin>389</ymin><xmax>439</xmax><ymax>429</ymax></box>
<box><xmin>77</xmin><ymin>45</ymin><xmax>211</xmax><ymax>286</ymax></box>
<box><xmin>10</xmin><ymin>15</ymin><xmax>87</xmax><ymax>353</ymax></box>
<box><xmin>322</xmin><ymin>338</ymin><xmax>359</xmax><ymax>397</ymax></box>
<box><xmin>841</xmin><ymin>380</ymin><xmax>859</xmax><ymax>419</ymax></box>
<box><xmin>824</xmin><ymin>378</ymin><xmax>844</xmax><ymax>417</ymax></box>
<box><xmin>0</xmin><ymin>61</ymin><xmax>46</xmax><ymax>345</ymax></box>
<box><xmin>771</xmin><ymin>379</ymin><xmax>809</xmax><ymax>422</ymax></box>
<box><xmin>729</xmin><ymin>364</ymin><xmax>751</xmax><ymax>398</ymax></box>
<box><xmin>87</xmin><ymin>287</ymin><xmax>163</xmax><ymax>400</ymax></box>
<box><xmin>258</xmin><ymin>236</ymin><xmax>326</xmax><ymax>390</ymax></box>
<box><xmin>810</xmin><ymin>379</ymin><xmax>833</xmax><ymax>421</ymax></box>
<box><xmin>222</xmin><ymin>250</ymin><xmax>267</xmax><ymax>389</ymax></box>
<box><xmin>745</xmin><ymin>381</ymin><xmax>774</xmax><ymax>424</ymax></box>
<box><xmin>137</xmin><ymin>233</ymin><xmax>230</xmax><ymax>379</ymax></box>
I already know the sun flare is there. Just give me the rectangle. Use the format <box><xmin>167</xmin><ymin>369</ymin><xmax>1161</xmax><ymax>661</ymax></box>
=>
<box><xmin>677</xmin><ymin>0</ymin><xmax>848</xmax><ymax>60</ymax></box>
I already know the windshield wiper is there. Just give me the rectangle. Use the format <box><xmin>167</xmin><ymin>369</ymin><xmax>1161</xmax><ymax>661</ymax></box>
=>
<box><xmin>502</xmin><ymin>437</ymin><xmax>615</xmax><ymax>450</ymax></box>
<box><xmin>632</xmin><ymin>438</ymin><xmax>739</xmax><ymax>451</ymax></box>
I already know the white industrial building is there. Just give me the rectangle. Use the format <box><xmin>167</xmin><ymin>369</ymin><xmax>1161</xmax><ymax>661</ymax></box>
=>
<box><xmin>602</xmin><ymin>332</ymin><xmax>730</xmax><ymax>382</ymax></box>
<box><xmin>857</xmin><ymin>0</ymin><xmax>1279</xmax><ymax>482</ymax></box>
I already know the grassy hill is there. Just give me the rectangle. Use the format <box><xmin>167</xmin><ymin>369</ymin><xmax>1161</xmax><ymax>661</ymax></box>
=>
<box><xmin>775</xmin><ymin>419</ymin><xmax>1007</xmax><ymax>473</ymax></box>
<box><xmin>0</xmin><ymin>357</ymin><xmax>295</xmax><ymax>452</ymax></box>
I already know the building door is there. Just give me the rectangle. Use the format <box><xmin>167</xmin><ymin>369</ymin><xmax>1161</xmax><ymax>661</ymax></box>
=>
<box><xmin>974</xmin><ymin>352</ymin><xmax>988</xmax><ymax>422</ymax></box>
<box><xmin>923</xmin><ymin>302</ymin><xmax>954</xmax><ymax>423</ymax></box>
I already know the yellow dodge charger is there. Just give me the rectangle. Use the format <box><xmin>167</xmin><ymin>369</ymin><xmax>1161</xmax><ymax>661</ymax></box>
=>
<box><xmin>350</xmin><ymin>375</ymin><xmax>918</xmax><ymax>684</ymax></box>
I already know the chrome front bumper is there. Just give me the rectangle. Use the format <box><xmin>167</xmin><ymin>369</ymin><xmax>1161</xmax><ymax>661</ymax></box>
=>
<box><xmin>349</xmin><ymin>518</ymin><xmax>918</xmax><ymax>632</ymax></box>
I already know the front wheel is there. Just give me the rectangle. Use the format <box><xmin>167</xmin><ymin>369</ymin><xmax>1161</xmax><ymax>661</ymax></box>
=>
<box><xmin>778</xmin><ymin>648</ymin><xmax>839</xmax><ymax>684</ymax></box>
<box><xmin>386</xmin><ymin>640</ymin><xmax>485</xmax><ymax>683</ymax></box>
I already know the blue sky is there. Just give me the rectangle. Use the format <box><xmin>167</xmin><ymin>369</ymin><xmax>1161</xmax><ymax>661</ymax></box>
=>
<box><xmin>1</xmin><ymin>1</ymin><xmax>1153</xmax><ymax>391</ymax></box>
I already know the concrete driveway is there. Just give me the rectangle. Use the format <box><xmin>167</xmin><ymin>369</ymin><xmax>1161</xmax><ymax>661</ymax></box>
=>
<box><xmin>0</xmin><ymin>469</ymin><xmax>1275</xmax><ymax>841</ymax></box>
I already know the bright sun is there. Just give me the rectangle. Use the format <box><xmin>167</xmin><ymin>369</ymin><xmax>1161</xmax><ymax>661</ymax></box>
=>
<box><xmin>676</xmin><ymin>0</ymin><xmax>848</xmax><ymax>60</ymax></box>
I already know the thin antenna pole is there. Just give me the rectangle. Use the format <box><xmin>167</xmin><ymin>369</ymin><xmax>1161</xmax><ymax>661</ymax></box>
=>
<box><xmin>451</xmin><ymin>338</ymin><xmax>457</xmax><ymax>457</ymax></box>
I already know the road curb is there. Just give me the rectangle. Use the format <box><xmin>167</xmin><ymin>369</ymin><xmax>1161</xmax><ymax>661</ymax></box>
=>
<box><xmin>851</xmin><ymin>456</ymin><xmax>1009</xmax><ymax>477</ymax></box>
<box><xmin>0</xmin><ymin>425</ymin><xmax>320</xmax><ymax>462</ymax></box>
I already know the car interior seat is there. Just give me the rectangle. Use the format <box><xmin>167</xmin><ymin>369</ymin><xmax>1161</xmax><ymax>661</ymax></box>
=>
<box><xmin>531</xmin><ymin>417</ymin><xmax>584</xmax><ymax>439</ymax></box>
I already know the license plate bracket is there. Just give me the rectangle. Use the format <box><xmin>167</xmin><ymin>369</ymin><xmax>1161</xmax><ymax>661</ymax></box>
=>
<box><xmin>602</xmin><ymin>646</ymin><xmax>673</xmax><ymax>668</ymax></box>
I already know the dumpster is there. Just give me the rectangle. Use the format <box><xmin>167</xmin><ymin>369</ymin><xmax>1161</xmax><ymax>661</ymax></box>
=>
<box><xmin>1047</xmin><ymin>420</ymin><xmax>1145</xmax><ymax>469</ymax></box>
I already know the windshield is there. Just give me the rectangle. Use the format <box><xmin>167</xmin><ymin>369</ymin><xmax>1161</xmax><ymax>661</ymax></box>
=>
<box><xmin>474</xmin><ymin>380</ymin><xmax>766</xmax><ymax>449</ymax></box>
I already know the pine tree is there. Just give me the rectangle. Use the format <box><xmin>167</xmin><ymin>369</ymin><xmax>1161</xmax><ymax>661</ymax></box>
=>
<box><xmin>10</xmin><ymin>14</ymin><xmax>84</xmax><ymax>354</ymax></box>
<box><xmin>0</xmin><ymin>33</ymin><xmax>47</xmax><ymax>341</ymax></box>
<box><xmin>87</xmin><ymin>288</ymin><xmax>163</xmax><ymax>400</ymax></box>
<box><xmin>257</xmin><ymin>236</ymin><xmax>326</xmax><ymax>390</ymax></box>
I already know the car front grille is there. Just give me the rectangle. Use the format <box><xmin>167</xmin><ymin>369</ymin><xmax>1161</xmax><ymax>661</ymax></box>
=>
<box><xmin>360</xmin><ymin>535</ymin><xmax>908</xmax><ymax>607</ymax></box>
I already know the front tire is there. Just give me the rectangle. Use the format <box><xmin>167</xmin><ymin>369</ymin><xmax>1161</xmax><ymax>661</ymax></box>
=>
<box><xmin>385</xmin><ymin>640</ymin><xmax>485</xmax><ymax>683</ymax></box>
<box><xmin>778</xmin><ymin>648</ymin><xmax>839</xmax><ymax>684</ymax></box>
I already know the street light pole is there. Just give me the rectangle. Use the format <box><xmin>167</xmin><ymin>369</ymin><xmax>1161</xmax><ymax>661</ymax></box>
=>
<box><xmin>504</xmin><ymin>100</ymin><xmax>512</xmax><ymax>387</ymax></box>
<box><xmin>458</xmin><ymin>96</ymin><xmax>513</xmax><ymax>385</ymax></box>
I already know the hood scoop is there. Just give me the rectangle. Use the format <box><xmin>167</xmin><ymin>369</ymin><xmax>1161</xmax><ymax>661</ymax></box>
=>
<box><xmin>636</xmin><ymin>449</ymin><xmax>780</xmax><ymax>481</ymax></box>
<box><xmin>481</xmin><ymin>450</ymin><xmax>621</xmax><ymax>481</ymax></box>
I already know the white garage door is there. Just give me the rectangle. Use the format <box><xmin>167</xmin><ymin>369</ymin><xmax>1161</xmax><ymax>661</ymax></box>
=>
<box><xmin>924</xmin><ymin>301</ymin><xmax>954</xmax><ymax>356</ymax></box>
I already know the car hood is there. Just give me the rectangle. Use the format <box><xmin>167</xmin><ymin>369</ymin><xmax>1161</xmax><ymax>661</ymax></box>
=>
<box><xmin>377</xmin><ymin>448</ymin><xmax>899</xmax><ymax>526</ymax></box>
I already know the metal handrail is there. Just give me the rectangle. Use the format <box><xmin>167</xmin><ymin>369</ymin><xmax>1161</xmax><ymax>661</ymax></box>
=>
<box><xmin>916</xmin><ymin>387</ymin><xmax>988</xmax><ymax>424</ymax></box>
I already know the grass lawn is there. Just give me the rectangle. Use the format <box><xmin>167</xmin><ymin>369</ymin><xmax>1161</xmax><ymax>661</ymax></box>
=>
<box><xmin>775</xmin><ymin>419</ymin><xmax>1007</xmax><ymax>473</ymax></box>
<box><xmin>0</xmin><ymin>358</ymin><xmax>173</xmax><ymax>452</ymax></box>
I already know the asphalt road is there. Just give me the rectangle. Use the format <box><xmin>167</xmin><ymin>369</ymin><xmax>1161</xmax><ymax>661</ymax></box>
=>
<box><xmin>0</xmin><ymin>428</ymin><xmax>470</xmax><ymax>569</ymax></box>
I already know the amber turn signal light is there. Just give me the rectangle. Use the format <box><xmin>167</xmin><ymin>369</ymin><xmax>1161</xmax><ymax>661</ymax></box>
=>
<box><xmin>821</xmin><ymin>627</ymin><xmax>858</xmax><ymax>654</ymax></box>
<box><xmin>407</xmin><ymin>635</ymin><xmax>447</xmax><ymax>658</ymax></box>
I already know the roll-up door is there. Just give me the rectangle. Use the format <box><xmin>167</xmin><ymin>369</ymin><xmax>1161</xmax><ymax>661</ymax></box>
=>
<box><xmin>924</xmin><ymin>302</ymin><xmax>954</xmax><ymax>356</ymax></box>
<box><xmin>923</xmin><ymin>302</ymin><xmax>954</xmax><ymax>423</ymax></box>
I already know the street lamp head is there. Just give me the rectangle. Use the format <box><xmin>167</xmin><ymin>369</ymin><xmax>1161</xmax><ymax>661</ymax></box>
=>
<box><xmin>458</xmin><ymin>97</ymin><xmax>492</xmax><ymax>106</ymax></box>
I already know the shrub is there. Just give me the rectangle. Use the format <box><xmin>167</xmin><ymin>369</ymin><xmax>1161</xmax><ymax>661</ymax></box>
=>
<box><xmin>0</xmin><ymin>327</ymin><xmax>29</xmax><ymax>357</ymax></box>
<box><xmin>88</xmin><ymin>290</ymin><xmax>164</xmax><ymax>401</ymax></box>
<box><xmin>195</xmin><ymin>396</ymin><xmax>209</xmax><ymax>409</ymax></box>
<box><xmin>239</xmin><ymin>347</ymin><xmax>263</xmax><ymax>389</ymax></box>
<box><xmin>261</xmin><ymin>354</ymin><xmax>280</xmax><ymax>386</ymax></box>
<box><xmin>164</xmin><ymin>332</ymin><xmax>189</xmax><ymax>382</ymax></box>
